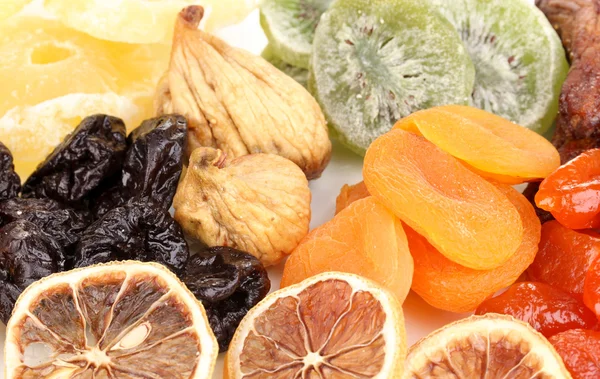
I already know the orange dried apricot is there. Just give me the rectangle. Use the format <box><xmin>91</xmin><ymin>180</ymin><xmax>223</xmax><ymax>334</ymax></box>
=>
<box><xmin>475</xmin><ymin>282</ymin><xmax>598</xmax><ymax>338</ymax></box>
<box><xmin>528</xmin><ymin>220</ymin><xmax>600</xmax><ymax>299</ymax></box>
<box><xmin>393</xmin><ymin>105</ymin><xmax>560</xmax><ymax>184</ymax></box>
<box><xmin>584</xmin><ymin>255</ymin><xmax>600</xmax><ymax>320</ymax></box>
<box><xmin>363</xmin><ymin>129</ymin><xmax>522</xmax><ymax>270</ymax></box>
<box><xmin>536</xmin><ymin>148</ymin><xmax>600</xmax><ymax>229</ymax></box>
<box><xmin>549</xmin><ymin>329</ymin><xmax>600</xmax><ymax>379</ymax></box>
<box><xmin>408</xmin><ymin>184</ymin><xmax>541</xmax><ymax>313</ymax></box>
<box><xmin>335</xmin><ymin>181</ymin><xmax>369</xmax><ymax>215</ymax></box>
<box><xmin>281</xmin><ymin>196</ymin><xmax>414</xmax><ymax>303</ymax></box>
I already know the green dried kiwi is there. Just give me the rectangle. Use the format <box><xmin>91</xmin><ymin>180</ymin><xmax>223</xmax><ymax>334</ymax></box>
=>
<box><xmin>262</xmin><ymin>44</ymin><xmax>308</xmax><ymax>88</ymax></box>
<box><xmin>310</xmin><ymin>0</ymin><xmax>475</xmax><ymax>155</ymax></box>
<box><xmin>430</xmin><ymin>0</ymin><xmax>569</xmax><ymax>135</ymax></box>
<box><xmin>260</xmin><ymin>0</ymin><xmax>334</xmax><ymax>69</ymax></box>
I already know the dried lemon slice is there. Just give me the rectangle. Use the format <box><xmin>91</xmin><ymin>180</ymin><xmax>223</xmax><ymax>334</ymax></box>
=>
<box><xmin>5</xmin><ymin>261</ymin><xmax>218</xmax><ymax>378</ymax></box>
<box><xmin>225</xmin><ymin>271</ymin><xmax>406</xmax><ymax>378</ymax></box>
<box><xmin>404</xmin><ymin>314</ymin><xmax>572</xmax><ymax>378</ymax></box>
<box><xmin>44</xmin><ymin>0</ymin><xmax>259</xmax><ymax>44</ymax></box>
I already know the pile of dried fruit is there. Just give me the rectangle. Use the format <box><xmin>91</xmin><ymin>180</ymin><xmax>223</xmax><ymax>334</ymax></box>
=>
<box><xmin>260</xmin><ymin>0</ymin><xmax>568</xmax><ymax>154</ymax></box>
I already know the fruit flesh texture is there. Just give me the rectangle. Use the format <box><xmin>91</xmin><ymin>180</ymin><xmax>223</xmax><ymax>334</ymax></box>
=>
<box><xmin>409</xmin><ymin>184</ymin><xmax>541</xmax><ymax>313</ymax></box>
<box><xmin>393</xmin><ymin>105</ymin><xmax>560</xmax><ymax>184</ymax></box>
<box><xmin>232</xmin><ymin>275</ymin><xmax>405</xmax><ymax>378</ymax></box>
<box><xmin>310</xmin><ymin>0</ymin><xmax>474</xmax><ymax>154</ymax></box>
<box><xmin>528</xmin><ymin>220</ymin><xmax>600</xmax><ymax>299</ymax></box>
<box><xmin>0</xmin><ymin>16</ymin><xmax>169</xmax><ymax>178</ymax></box>
<box><xmin>549</xmin><ymin>329</ymin><xmax>600</xmax><ymax>379</ymax></box>
<box><xmin>363</xmin><ymin>128</ymin><xmax>523</xmax><ymax>270</ymax></box>
<box><xmin>0</xmin><ymin>0</ymin><xmax>28</xmax><ymax>22</ymax></box>
<box><xmin>428</xmin><ymin>0</ymin><xmax>568</xmax><ymax>135</ymax></box>
<box><xmin>536</xmin><ymin>149</ymin><xmax>600</xmax><ymax>229</ymax></box>
<box><xmin>584</xmin><ymin>255</ymin><xmax>600</xmax><ymax>321</ymax></box>
<box><xmin>335</xmin><ymin>181</ymin><xmax>369</xmax><ymax>214</ymax></box>
<box><xmin>475</xmin><ymin>282</ymin><xmax>597</xmax><ymax>338</ymax></box>
<box><xmin>281</xmin><ymin>196</ymin><xmax>414</xmax><ymax>304</ymax></box>
<box><xmin>44</xmin><ymin>0</ymin><xmax>258</xmax><ymax>44</ymax></box>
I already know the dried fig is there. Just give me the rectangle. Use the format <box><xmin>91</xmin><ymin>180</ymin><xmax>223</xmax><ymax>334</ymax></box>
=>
<box><xmin>173</xmin><ymin>147</ymin><xmax>311</xmax><ymax>267</ymax></box>
<box><xmin>155</xmin><ymin>6</ymin><xmax>331</xmax><ymax>180</ymax></box>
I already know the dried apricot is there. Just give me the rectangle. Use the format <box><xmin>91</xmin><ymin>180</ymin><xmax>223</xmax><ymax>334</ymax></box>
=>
<box><xmin>409</xmin><ymin>184</ymin><xmax>540</xmax><ymax>313</ymax></box>
<box><xmin>549</xmin><ymin>329</ymin><xmax>600</xmax><ymax>379</ymax></box>
<box><xmin>335</xmin><ymin>181</ymin><xmax>369</xmax><ymax>215</ymax></box>
<box><xmin>475</xmin><ymin>282</ymin><xmax>597</xmax><ymax>338</ymax></box>
<box><xmin>536</xmin><ymin>148</ymin><xmax>600</xmax><ymax>229</ymax></box>
<box><xmin>363</xmin><ymin>129</ymin><xmax>522</xmax><ymax>270</ymax></box>
<box><xmin>281</xmin><ymin>197</ymin><xmax>414</xmax><ymax>303</ymax></box>
<box><xmin>584</xmin><ymin>255</ymin><xmax>600</xmax><ymax>320</ymax></box>
<box><xmin>394</xmin><ymin>105</ymin><xmax>560</xmax><ymax>184</ymax></box>
<box><xmin>528</xmin><ymin>220</ymin><xmax>600</xmax><ymax>299</ymax></box>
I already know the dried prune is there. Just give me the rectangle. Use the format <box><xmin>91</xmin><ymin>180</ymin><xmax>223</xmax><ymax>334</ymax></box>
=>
<box><xmin>0</xmin><ymin>220</ymin><xmax>65</xmax><ymax>323</ymax></box>
<box><xmin>0</xmin><ymin>197</ymin><xmax>91</xmax><ymax>267</ymax></box>
<box><xmin>181</xmin><ymin>247</ymin><xmax>270</xmax><ymax>351</ymax></box>
<box><xmin>92</xmin><ymin>115</ymin><xmax>187</xmax><ymax>218</ymax></box>
<box><xmin>0</xmin><ymin>142</ymin><xmax>20</xmax><ymax>202</ymax></box>
<box><xmin>75</xmin><ymin>203</ymin><xmax>189</xmax><ymax>273</ymax></box>
<box><xmin>22</xmin><ymin>114</ymin><xmax>127</xmax><ymax>205</ymax></box>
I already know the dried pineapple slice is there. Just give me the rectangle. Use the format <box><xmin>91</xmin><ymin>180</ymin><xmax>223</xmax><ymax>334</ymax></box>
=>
<box><xmin>0</xmin><ymin>93</ymin><xmax>142</xmax><ymax>179</ymax></box>
<box><xmin>44</xmin><ymin>0</ymin><xmax>259</xmax><ymax>44</ymax></box>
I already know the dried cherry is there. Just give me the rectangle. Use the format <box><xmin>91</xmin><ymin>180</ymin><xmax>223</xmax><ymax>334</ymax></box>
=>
<box><xmin>74</xmin><ymin>202</ymin><xmax>189</xmax><ymax>273</ymax></box>
<box><xmin>549</xmin><ymin>329</ymin><xmax>600</xmax><ymax>379</ymax></box>
<box><xmin>536</xmin><ymin>148</ymin><xmax>600</xmax><ymax>229</ymax></box>
<box><xmin>0</xmin><ymin>142</ymin><xmax>20</xmax><ymax>202</ymax></box>
<box><xmin>0</xmin><ymin>220</ymin><xmax>65</xmax><ymax>323</ymax></box>
<box><xmin>528</xmin><ymin>220</ymin><xmax>600</xmax><ymax>298</ymax></box>
<box><xmin>0</xmin><ymin>197</ymin><xmax>91</xmax><ymax>267</ymax></box>
<box><xmin>475</xmin><ymin>282</ymin><xmax>597</xmax><ymax>338</ymax></box>
<box><xmin>584</xmin><ymin>255</ymin><xmax>600</xmax><ymax>320</ymax></box>
<box><xmin>22</xmin><ymin>114</ymin><xmax>127</xmax><ymax>205</ymax></box>
<box><xmin>180</xmin><ymin>247</ymin><xmax>270</xmax><ymax>351</ymax></box>
<box><xmin>92</xmin><ymin>115</ymin><xmax>187</xmax><ymax>218</ymax></box>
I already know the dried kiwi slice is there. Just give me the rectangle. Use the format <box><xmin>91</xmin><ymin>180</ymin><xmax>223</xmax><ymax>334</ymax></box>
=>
<box><xmin>310</xmin><ymin>0</ymin><xmax>475</xmax><ymax>154</ymax></box>
<box><xmin>430</xmin><ymin>0</ymin><xmax>569</xmax><ymax>134</ymax></box>
<box><xmin>260</xmin><ymin>0</ymin><xmax>334</xmax><ymax>69</ymax></box>
<box><xmin>262</xmin><ymin>44</ymin><xmax>308</xmax><ymax>88</ymax></box>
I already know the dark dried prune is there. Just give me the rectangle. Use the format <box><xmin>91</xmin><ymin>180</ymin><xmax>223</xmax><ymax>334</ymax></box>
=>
<box><xmin>22</xmin><ymin>114</ymin><xmax>127</xmax><ymax>205</ymax></box>
<box><xmin>181</xmin><ymin>247</ymin><xmax>270</xmax><ymax>351</ymax></box>
<box><xmin>0</xmin><ymin>197</ymin><xmax>91</xmax><ymax>267</ymax></box>
<box><xmin>75</xmin><ymin>203</ymin><xmax>189</xmax><ymax>273</ymax></box>
<box><xmin>92</xmin><ymin>115</ymin><xmax>187</xmax><ymax>218</ymax></box>
<box><xmin>0</xmin><ymin>142</ymin><xmax>20</xmax><ymax>201</ymax></box>
<box><xmin>0</xmin><ymin>220</ymin><xmax>65</xmax><ymax>323</ymax></box>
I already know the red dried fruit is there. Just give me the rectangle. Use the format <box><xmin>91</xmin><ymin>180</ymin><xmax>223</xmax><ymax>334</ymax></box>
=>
<box><xmin>584</xmin><ymin>255</ymin><xmax>600</xmax><ymax>320</ymax></box>
<box><xmin>528</xmin><ymin>220</ymin><xmax>600</xmax><ymax>298</ymax></box>
<box><xmin>475</xmin><ymin>282</ymin><xmax>597</xmax><ymax>338</ymax></box>
<box><xmin>536</xmin><ymin>148</ymin><xmax>600</xmax><ymax>229</ymax></box>
<box><xmin>549</xmin><ymin>329</ymin><xmax>600</xmax><ymax>379</ymax></box>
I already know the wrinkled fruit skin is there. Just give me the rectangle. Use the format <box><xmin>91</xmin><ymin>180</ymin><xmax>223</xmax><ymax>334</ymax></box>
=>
<box><xmin>156</xmin><ymin>6</ymin><xmax>331</xmax><ymax>179</ymax></box>
<box><xmin>584</xmin><ymin>255</ymin><xmax>600</xmax><ymax>321</ymax></box>
<box><xmin>93</xmin><ymin>115</ymin><xmax>187</xmax><ymax>218</ymax></box>
<box><xmin>528</xmin><ymin>220</ymin><xmax>600</xmax><ymax>298</ymax></box>
<box><xmin>0</xmin><ymin>197</ymin><xmax>91</xmax><ymax>267</ymax></box>
<box><xmin>475</xmin><ymin>282</ymin><xmax>597</xmax><ymax>338</ymax></box>
<box><xmin>75</xmin><ymin>203</ymin><xmax>189</xmax><ymax>274</ymax></box>
<box><xmin>0</xmin><ymin>220</ymin><xmax>65</xmax><ymax>323</ymax></box>
<box><xmin>549</xmin><ymin>329</ymin><xmax>600</xmax><ymax>379</ymax></box>
<box><xmin>0</xmin><ymin>142</ymin><xmax>20</xmax><ymax>201</ymax></box>
<box><xmin>22</xmin><ymin>114</ymin><xmax>127</xmax><ymax>205</ymax></box>
<box><xmin>181</xmin><ymin>246</ymin><xmax>270</xmax><ymax>352</ymax></box>
<box><xmin>536</xmin><ymin>148</ymin><xmax>600</xmax><ymax>229</ymax></box>
<box><xmin>174</xmin><ymin>147</ymin><xmax>311</xmax><ymax>267</ymax></box>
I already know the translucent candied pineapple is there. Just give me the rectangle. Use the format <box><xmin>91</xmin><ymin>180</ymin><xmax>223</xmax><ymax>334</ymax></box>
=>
<box><xmin>0</xmin><ymin>16</ymin><xmax>169</xmax><ymax>116</ymax></box>
<box><xmin>44</xmin><ymin>0</ymin><xmax>259</xmax><ymax>44</ymax></box>
<box><xmin>0</xmin><ymin>93</ymin><xmax>142</xmax><ymax>179</ymax></box>
<box><xmin>0</xmin><ymin>0</ymin><xmax>28</xmax><ymax>22</ymax></box>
